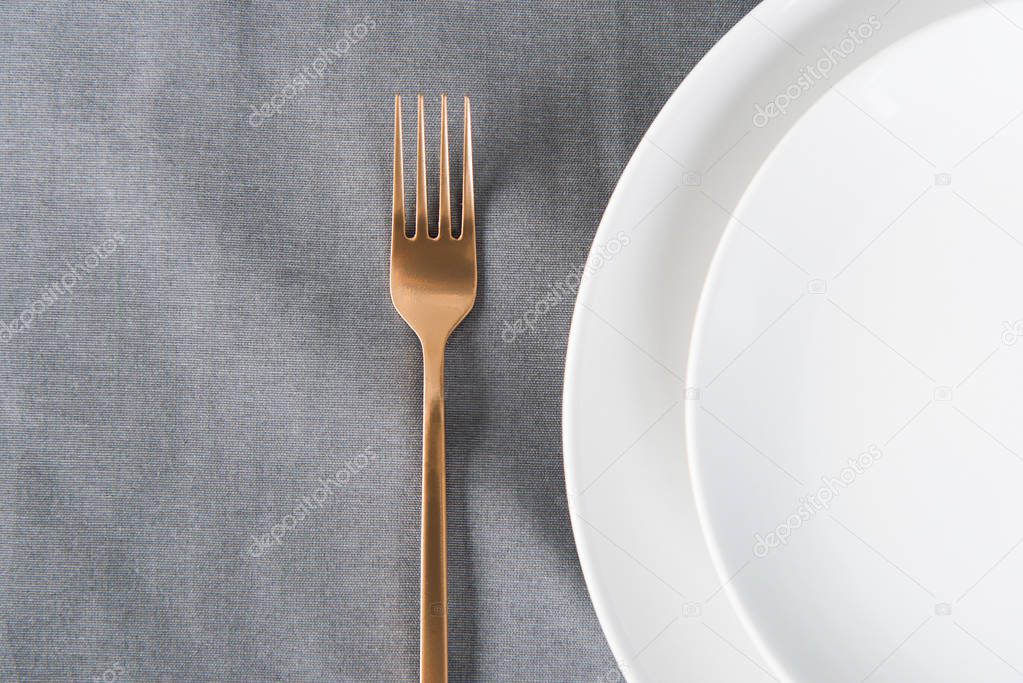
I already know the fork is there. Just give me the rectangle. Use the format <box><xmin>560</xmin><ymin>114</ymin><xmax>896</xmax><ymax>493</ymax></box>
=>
<box><xmin>390</xmin><ymin>93</ymin><xmax>476</xmax><ymax>683</ymax></box>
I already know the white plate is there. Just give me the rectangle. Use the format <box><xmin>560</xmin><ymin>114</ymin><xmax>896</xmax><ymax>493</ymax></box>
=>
<box><xmin>563</xmin><ymin>0</ymin><xmax>1023</xmax><ymax>681</ymax></box>
<box><xmin>687</xmin><ymin>1</ymin><xmax>1023</xmax><ymax>681</ymax></box>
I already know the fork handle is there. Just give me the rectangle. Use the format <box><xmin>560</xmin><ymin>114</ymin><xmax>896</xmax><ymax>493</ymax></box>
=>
<box><xmin>421</xmin><ymin>339</ymin><xmax>447</xmax><ymax>683</ymax></box>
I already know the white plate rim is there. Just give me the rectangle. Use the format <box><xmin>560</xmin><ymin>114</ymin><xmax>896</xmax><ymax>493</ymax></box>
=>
<box><xmin>562</xmin><ymin>2</ymin><xmax>795</xmax><ymax>677</ymax></box>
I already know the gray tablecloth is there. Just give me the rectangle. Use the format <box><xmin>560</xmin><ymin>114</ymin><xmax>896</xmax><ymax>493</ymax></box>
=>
<box><xmin>0</xmin><ymin>2</ymin><xmax>757</xmax><ymax>681</ymax></box>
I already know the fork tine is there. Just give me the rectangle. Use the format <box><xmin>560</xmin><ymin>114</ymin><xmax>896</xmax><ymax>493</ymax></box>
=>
<box><xmin>416</xmin><ymin>94</ymin><xmax>429</xmax><ymax>238</ymax></box>
<box><xmin>392</xmin><ymin>95</ymin><xmax>405</xmax><ymax>240</ymax></box>
<box><xmin>438</xmin><ymin>94</ymin><xmax>451</xmax><ymax>237</ymax></box>
<box><xmin>461</xmin><ymin>96</ymin><xmax>475</xmax><ymax>242</ymax></box>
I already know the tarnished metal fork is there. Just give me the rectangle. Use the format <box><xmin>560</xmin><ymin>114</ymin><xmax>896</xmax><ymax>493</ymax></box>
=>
<box><xmin>390</xmin><ymin>94</ymin><xmax>476</xmax><ymax>683</ymax></box>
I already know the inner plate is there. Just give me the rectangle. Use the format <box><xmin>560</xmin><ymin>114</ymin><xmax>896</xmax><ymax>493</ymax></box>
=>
<box><xmin>689</xmin><ymin>2</ymin><xmax>1023</xmax><ymax>682</ymax></box>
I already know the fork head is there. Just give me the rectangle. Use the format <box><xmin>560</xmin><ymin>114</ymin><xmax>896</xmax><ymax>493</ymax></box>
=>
<box><xmin>390</xmin><ymin>94</ymin><xmax>477</xmax><ymax>346</ymax></box>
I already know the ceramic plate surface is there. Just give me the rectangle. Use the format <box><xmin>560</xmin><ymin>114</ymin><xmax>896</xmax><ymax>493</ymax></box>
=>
<box><xmin>563</xmin><ymin>0</ymin><xmax>1023</xmax><ymax>681</ymax></box>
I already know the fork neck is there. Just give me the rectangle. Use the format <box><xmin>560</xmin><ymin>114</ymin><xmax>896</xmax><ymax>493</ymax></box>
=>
<box><xmin>420</xmin><ymin>337</ymin><xmax>446</xmax><ymax>403</ymax></box>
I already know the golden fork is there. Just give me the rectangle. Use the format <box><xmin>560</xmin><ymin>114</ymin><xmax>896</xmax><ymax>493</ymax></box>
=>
<box><xmin>390</xmin><ymin>93</ymin><xmax>476</xmax><ymax>683</ymax></box>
